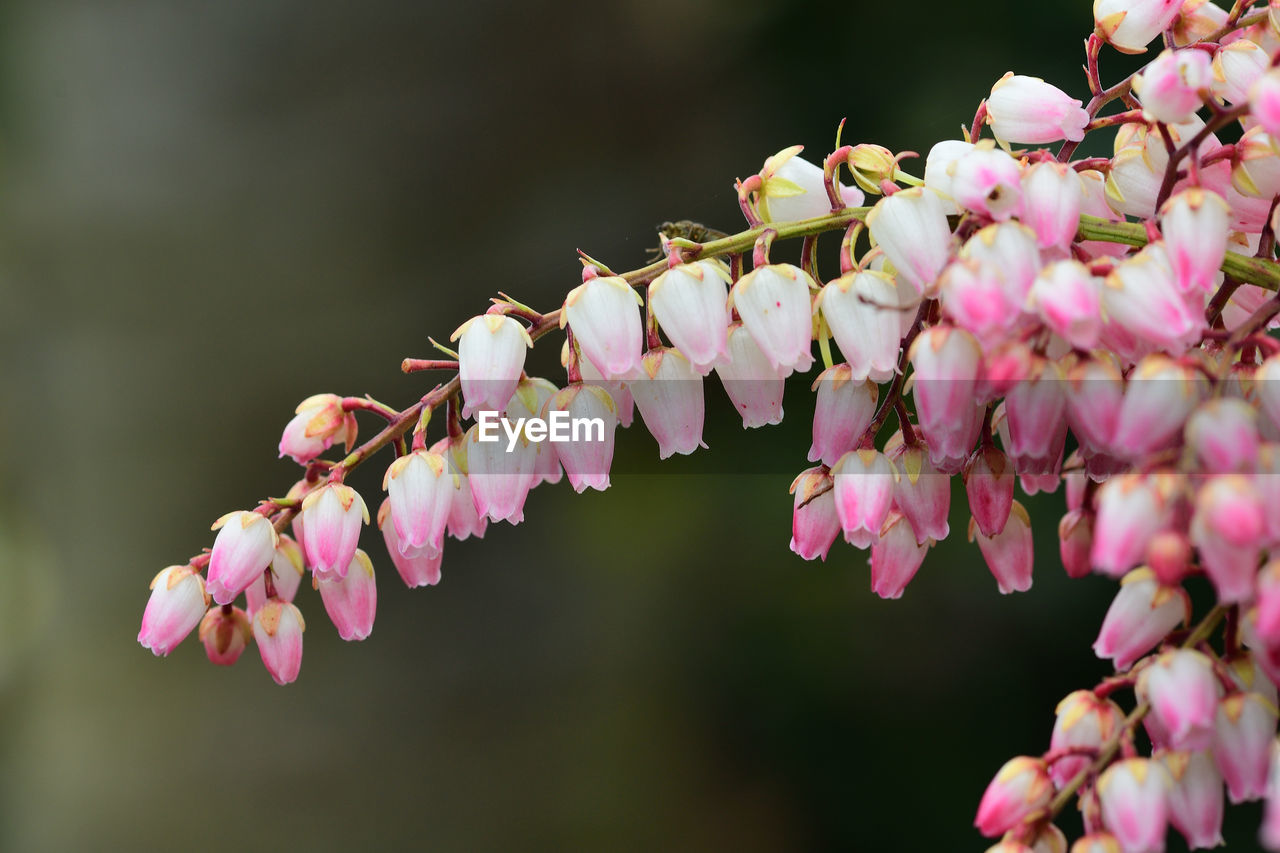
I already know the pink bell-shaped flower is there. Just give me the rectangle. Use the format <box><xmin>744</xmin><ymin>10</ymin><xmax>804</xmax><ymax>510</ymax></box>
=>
<box><xmin>278</xmin><ymin>393</ymin><xmax>357</xmax><ymax>465</ymax></box>
<box><xmin>1059</xmin><ymin>509</ymin><xmax>1094</xmax><ymax>580</ymax></box>
<box><xmin>1097</xmin><ymin>758</ymin><xmax>1171</xmax><ymax>853</ymax></box>
<box><xmin>1004</xmin><ymin>361</ymin><xmax>1068</xmax><ymax>475</ymax></box>
<box><xmin>959</xmin><ymin>221</ymin><xmax>1041</xmax><ymax>309</ymax></box>
<box><xmin>908</xmin><ymin>325</ymin><xmax>985</xmax><ymax>473</ymax></box>
<box><xmin>1020</xmin><ymin>161</ymin><xmax>1084</xmax><ymax>251</ymax></box>
<box><xmin>729</xmin><ymin>262</ymin><xmax>816</xmax><ymax>375</ymax></box>
<box><xmin>948</xmin><ymin>142</ymin><xmax>1023</xmax><ymax>221</ymax></box>
<box><xmin>815</xmin><ymin>270</ymin><xmax>906</xmax><ymax>383</ymax></box>
<box><xmin>430</xmin><ymin>435</ymin><xmax>490</xmax><ymax>541</ymax></box>
<box><xmin>316</xmin><ymin>549</ymin><xmax>376</xmax><ymax>642</ymax></box>
<box><xmin>1070</xmin><ymin>833</ymin><xmax>1124</xmax><ymax>853</ymax></box>
<box><xmin>832</xmin><ymin>449</ymin><xmax>898</xmax><ymax>549</ymax></box>
<box><xmin>1251</xmin><ymin>68</ymin><xmax>1280</xmax><ymax>141</ymax></box>
<box><xmin>207</xmin><ymin>509</ymin><xmax>281</xmax><ymax>606</ymax></box>
<box><xmin>1093</xmin><ymin>568</ymin><xmax>1190</xmax><ymax>671</ymax></box>
<box><xmin>974</xmin><ymin>756</ymin><xmax>1054</xmax><ymax>838</ymax></box>
<box><xmin>648</xmin><ymin>260</ymin><xmax>731</xmax><ymax>374</ymax></box>
<box><xmin>378</xmin><ymin>499</ymin><xmax>443</xmax><ymax>588</ymax></box>
<box><xmin>299</xmin><ymin>483</ymin><xmax>369</xmax><ymax>582</ymax></box>
<box><xmin>503</xmin><ymin>377</ymin><xmax>564</xmax><ymax>488</ymax></box>
<box><xmin>562</xmin><ymin>274</ymin><xmax>645</xmax><ymax>380</ymax></box>
<box><xmin>138</xmin><ymin>565</ymin><xmax>209</xmax><ymax>656</ymax></box>
<box><xmin>383</xmin><ymin>449</ymin><xmax>453</xmax><ymax>557</ymax></box>
<box><xmin>755</xmin><ymin>146</ymin><xmax>864</xmax><ymax>221</ymax></box>
<box><xmin>808</xmin><ymin>364</ymin><xmax>877</xmax><ymax>469</ymax></box>
<box><xmin>1213</xmin><ymin>39</ymin><xmax>1268</xmax><ymax>105</ymax></box>
<box><xmin>1213</xmin><ymin>692</ymin><xmax>1279</xmax><ymax>803</ymax></box>
<box><xmin>1157</xmin><ymin>749</ymin><xmax>1225</xmax><ymax>850</ymax></box>
<box><xmin>870</xmin><ymin>512</ymin><xmax>929</xmax><ymax>599</ymax></box>
<box><xmin>198</xmin><ymin>605</ymin><xmax>252</xmax><ymax>666</ymax></box>
<box><xmin>245</xmin><ymin>535</ymin><xmax>306</xmax><ymax>616</ymax></box>
<box><xmin>888</xmin><ymin>438</ymin><xmax>950</xmax><ymax>544</ymax></box>
<box><xmin>1111</xmin><ymin>356</ymin><xmax>1208</xmax><ymax>459</ymax></box>
<box><xmin>716</xmin><ymin>322</ymin><xmax>785</xmax><ymax>428</ymax></box>
<box><xmin>563</xmin><ymin>340</ymin><xmax>634</xmax><ymax>428</ymax></box>
<box><xmin>1091</xmin><ymin>473</ymin><xmax>1175</xmax><ymax>578</ymax></box>
<box><xmin>984</xmin><ymin>73</ymin><xmax>1088</xmax><ymax>144</ymax></box>
<box><xmin>631</xmin><ymin>347</ymin><xmax>707</xmax><ymax>460</ymax></box>
<box><xmin>1133</xmin><ymin>48</ymin><xmax>1213</xmax><ymax>124</ymax></box>
<box><xmin>1191</xmin><ymin>474</ymin><xmax>1265</xmax><ymax>604</ymax></box>
<box><xmin>1049</xmin><ymin>691</ymin><xmax>1124</xmax><ymax>789</ymax></box>
<box><xmin>543</xmin><ymin>384</ymin><xmax>617</xmax><ymax>493</ymax></box>
<box><xmin>1137</xmin><ymin>650</ymin><xmax>1221</xmax><ymax>751</ymax></box>
<box><xmin>970</xmin><ymin>500</ymin><xmax>1034</xmax><ymax>595</ymax></box>
<box><xmin>966</xmin><ymin>445</ymin><xmax>1016</xmax><ymax>538</ymax></box>
<box><xmin>790</xmin><ymin>466</ymin><xmax>840</xmax><ymax>562</ymax></box>
<box><xmin>923</xmin><ymin>139</ymin><xmax>973</xmax><ymax>213</ymax></box>
<box><xmin>1064</xmin><ymin>355</ymin><xmax>1126</xmax><ymax>458</ymax></box>
<box><xmin>465</xmin><ymin>421</ymin><xmax>538</xmax><ymax>524</ymax></box>
<box><xmin>937</xmin><ymin>257</ymin><xmax>1019</xmax><ymax>345</ymax></box>
<box><xmin>1159</xmin><ymin>189</ymin><xmax>1230</xmax><ymax>295</ymax></box>
<box><xmin>253</xmin><ymin>598</ymin><xmax>305</xmax><ymax>686</ymax></box>
<box><xmin>1185</xmin><ymin>398</ymin><xmax>1261</xmax><ymax>474</ymax></box>
<box><xmin>1094</xmin><ymin>0</ymin><xmax>1184</xmax><ymax>53</ymax></box>
<box><xmin>1102</xmin><ymin>245</ymin><xmax>1205</xmax><ymax>352</ymax></box>
<box><xmin>865</xmin><ymin>186</ymin><xmax>953</xmax><ymax>295</ymax></box>
<box><xmin>452</xmin><ymin>313</ymin><xmax>533</xmax><ymax>418</ymax></box>
<box><xmin>1029</xmin><ymin>261</ymin><xmax>1103</xmax><ymax>350</ymax></box>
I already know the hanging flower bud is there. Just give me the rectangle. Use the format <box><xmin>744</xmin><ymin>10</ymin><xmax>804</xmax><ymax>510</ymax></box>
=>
<box><xmin>1185</xmin><ymin>398</ymin><xmax>1261</xmax><ymax>474</ymax></box>
<box><xmin>1111</xmin><ymin>356</ymin><xmax>1208</xmax><ymax>459</ymax></box>
<box><xmin>1213</xmin><ymin>692</ymin><xmax>1279</xmax><ymax>803</ymax></box>
<box><xmin>543</xmin><ymin>384</ymin><xmax>617</xmax><ymax>493</ymax></box>
<box><xmin>1191</xmin><ymin>474</ymin><xmax>1265</xmax><ymax>604</ymax></box>
<box><xmin>959</xmin><ymin>221</ymin><xmax>1042</xmax><ymax>313</ymax></box>
<box><xmin>729</xmin><ymin>263</ymin><xmax>816</xmax><ymax>375</ymax></box>
<box><xmin>1145</xmin><ymin>529</ymin><xmax>1192</xmax><ymax>587</ymax></box>
<box><xmin>253</xmin><ymin>599</ymin><xmax>305</xmax><ymax>686</ymax></box>
<box><xmin>430</xmin><ymin>436</ymin><xmax>489</xmax><ymax>541</ymax></box>
<box><xmin>1004</xmin><ymin>361</ymin><xmax>1068</xmax><ymax>475</ymax></box>
<box><xmin>1157</xmin><ymin>749</ymin><xmax>1225</xmax><ymax>850</ymax></box>
<box><xmin>1029</xmin><ymin>261</ymin><xmax>1103</xmax><ymax>350</ymax></box>
<box><xmin>938</xmin><ymin>258</ymin><xmax>1019</xmax><ymax>344</ymax></box>
<box><xmin>1138</xmin><ymin>650</ymin><xmax>1221</xmax><ymax>751</ymax></box>
<box><xmin>790</xmin><ymin>466</ymin><xmax>840</xmax><ymax>562</ymax></box>
<box><xmin>316</xmin><ymin>549</ymin><xmax>376</xmax><ymax>642</ymax></box>
<box><xmin>715</xmin><ymin>323</ymin><xmax>785</xmax><ymax>428</ymax></box>
<box><xmin>1251</xmin><ymin>68</ymin><xmax>1280</xmax><ymax>141</ymax></box>
<box><xmin>562</xmin><ymin>275</ymin><xmax>644</xmax><ymax>380</ymax></box>
<box><xmin>451</xmin><ymin>313</ymin><xmax>533</xmax><ymax>418</ymax></box>
<box><xmin>865</xmin><ymin>187</ymin><xmax>953</xmax><ymax>295</ymax></box>
<box><xmin>138</xmin><ymin>565</ymin><xmax>209</xmax><ymax>656</ymax></box>
<box><xmin>648</xmin><ymin>260</ymin><xmax>732</xmax><ymax>374</ymax></box>
<box><xmin>984</xmin><ymin>73</ymin><xmax>1088</xmax><ymax>144</ymax></box>
<box><xmin>1020</xmin><ymin>161</ymin><xmax>1084</xmax><ymax>251</ymax></box>
<box><xmin>816</xmin><ymin>270</ymin><xmax>907</xmax><ymax>383</ymax></box>
<box><xmin>1097</xmin><ymin>758</ymin><xmax>1171</xmax><ymax>853</ymax></box>
<box><xmin>1094</xmin><ymin>0</ymin><xmax>1184</xmax><ymax>53</ymax></box>
<box><xmin>1050</xmin><ymin>691</ymin><xmax>1124</xmax><ymax>789</ymax></box>
<box><xmin>383</xmin><ymin>450</ymin><xmax>453</xmax><ymax>557</ymax></box>
<box><xmin>966</xmin><ymin>446</ymin><xmax>1015</xmax><ymax>538</ymax></box>
<box><xmin>563</xmin><ymin>340</ymin><xmax>634</xmax><ymax>428</ymax></box>
<box><xmin>198</xmin><ymin>605</ymin><xmax>252</xmax><ymax>666</ymax></box>
<box><xmin>974</xmin><ymin>756</ymin><xmax>1054</xmax><ymax>837</ymax></box>
<box><xmin>509</xmin><ymin>377</ymin><xmax>566</xmax><ymax>487</ymax></box>
<box><xmin>1213</xmin><ymin>39</ymin><xmax>1269</xmax><ymax>105</ymax></box>
<box><xmin>832</xmin><ymin>449</ymin><xmax>898</xmax><ymax>549</ymax></box>
<box><xmin>1059</xmin><ymin>509</ymin><xmax>1094</xmax><ymax>580</ymax></box>
<box><xmin>870</xmin><ymin>512</ymin><xmax>929</xmax><ymax>599</ymax></box>
<box><xmin>465</xmin><ymin>420</ymin><xmax>538</xmax><ymax>524</ymax></box>
<box><xmin>378</xmin><ymin>499</ymin><xmax>443</xmax><ymax>588</ymax></box>
<box><xmin>846</xmin><ymin>143</ymin><xmax>898</xmax><ymax>196</ymax></box>
<box><xmin>970</xmin><ymin>500</ymin><xmax>1035</xmax><ymax>595</ymax></box>
<box><xmin>756</xmin><ymin>147</ymin><xmax>864</xmax><ymax>222</ymax></box>
<box><xmin>207</xmin><ymin>510</ymin><xmax>281</xmax><ymax>606</ymax></box>
<box><xmin>1102</xmin><ymin>245</ymin><xmax>1205</xmax><ymax>352</ymax></box>
<box><xmin>1091</xmin><ymin>473</ymin><xmax>1175</xmax><ymax>578</ymax></box>
<box><xmin>1093</xmin><ymin>568</ymin><xmax>1190</xmax><ymax>671</ymax></box>
<box><xmin>949</xmin><ymin>142</ymin><xmax>1024</xmax><ymax>221</ymax></box>
<box><xmin>889</xmin><ymin>440</ymin><xmax>951</xmax><ymax>544</ymax></box>
<box><xmin>631</xmin><ymin>348</ymin><xmax>707</xmax><ymax>459</ymax></box>
<box><xmin>808</xmin><ymin>365</ymin><xmax>877</xmax><ymax>469</ymax></box>
<box><xmin>299</xmin><ymin>484</ymin><xmax>369</xmax><ymax>581</ymax></box>
<box><xmin>278</xmin><ymin>393</ymin><xmax>357</xmax><ymax>465</ymax></box>
<box><xmin>245</xmin><ymin>535</ymin><xmax>306</xmax><ymax>616</ymax></box>
<box><xmin>924</xmin><ymin>139</ymin><xmax>974</xmax><ymax>213</ymax></box>
<box><xmin>909</xmin><ymin>326</ymin><xmax>985</xmax><ymax>473</ymax></box>
<box><xmin>1132</xmin><ymin>48</ymin><xmax>1213</xmax><ymax>124</ymax></box>
<box><xmin>1158</xmin><ymin>189</ymin><xmax>1230</xmax><ymax>295</ymax></box>
<box><xmin>1070</xmin><ymin>834</ymin><xmax>1123</xmax><ymax>853</ymax></box>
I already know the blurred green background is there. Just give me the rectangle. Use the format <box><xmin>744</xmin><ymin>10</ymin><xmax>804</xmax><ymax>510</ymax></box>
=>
<box><xmin>0</xmin><ymin>1</ymin><xmax>1265</xmax><ymax>850</ymax></box>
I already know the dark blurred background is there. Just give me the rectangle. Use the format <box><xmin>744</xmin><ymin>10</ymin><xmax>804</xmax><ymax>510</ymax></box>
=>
<box><xmin>0</xmin><ymin>1</ymin><xmax>1263</xmax><ymax>850</ymax></box>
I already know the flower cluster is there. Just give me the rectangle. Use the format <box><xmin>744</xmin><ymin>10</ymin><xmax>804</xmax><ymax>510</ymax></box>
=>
<box><xmin>139</xmin><ymin>0</ymin><xmax>1280</xmax><ymax>847</ymax></box>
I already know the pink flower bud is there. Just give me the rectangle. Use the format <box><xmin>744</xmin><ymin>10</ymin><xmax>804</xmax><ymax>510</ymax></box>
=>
<box><xmin>1186</xmin><ymin>398</ymin><xmax>1261</xmax><ymax>474</ymax></box>
<box><xmin>984</xmin><ymin>841</ymin><xmax>1033</xmax><ymax>853</ymax></box>
<box><xmin>1214</xmin><ymin>692</ymin><xmax>1279</xmax><ymax>803</ymax></box>
<box><xmin>1133</xmin><ymin>48</ymin><xmax>1213</xmax><ymax>124</ymax></box>
<box><xmin>1030</xmin><ymin>261</ymin><xmax>1103</xmax><ymax>350</ymax></box>
<box><xmin>1090</xmin><ymin>473</ymin><xmax>1174</xmax><ymax>578</ymax></box>
<box><xmin>253</xmin><ymin>599</ymin><xmax>305</xmax><ymax>686</ymax></box>
<box><xmin>631</xmin><ymin>347</ymin><xmax>707</xmax><ymax>460</ymax></box>
<box><xmin>807</xmin><ymin>365</ymin><xmax>877</xmax><ymax>468</ymax></box>
<box><xmin>451</xmin><ymin>313</ymin><xmax>532</xmax><ymax>418</ymax></box>
<box><xmin>207</xmin><ymin>510</ymin><xmax>281</xmax><ymax>606</ymax></box>
<box><xmin>1252</xmin><ymin>68</ymin><xmax>1280</xmax><ymax>142</ymax></box>
<box><xmin>1070</xmin><ymin>834</ymin><xmax>1123</xmax><ymax>853</ymax></box>
<box><xmin>756</xmin><ymin>147</ymin><xmax>863</xmax><ymax>222</ymax></box>
<box><xmin>430</xmin><ymin>436</ymin><xmax>489</xmax><ymax>541</ymax></box>
<box><xmin>729</xmin><ymin>263</ymin><xmax>816</xmax><ymax>375</ymax></box>
<box><xmin>1097</xmin><ymin>758</ymin><xmax>1171</xmax><ymax>853</ymax></box>
<box><xmin>924</xmin><ymin>139</ymin><xmax>973</xmax><ymax>213</ymax></box>
<box><xmin>865</xmin><ymin>186</ymin><xmax>953</xmax><ymax>295</ymax></box>
<box><xmin>966</xmin><ymin>446</ymin><xmax>1015</xmax><ymax>538</ymax></box>
<box><xmin>465</xmin><ymin>420</ymin><xmax>537</xmax><ymax>524</ymax></box>
<box><xmin>974</xmin><ymin>755</ymin><xmax>1054</xmax><ymax>837</ymax></box>
<box><xmin>1214</xmin><ymin>39</ymin><xmax>1269</xmax><ymax>105</ymax></box>
<box><xmin>909</xmin><ymin>325</ymin><xmax>985</xmax><ymax>473</ymax></box>
<box><xmin>869</xmin><ymin>512</ymin><xmax>929</xmax><ymax>599</ymax></box>
<box><xmin>138</xmin><ymin>565</ymin><xmax>209</xmax><ymax>656</ymax></box>
<box><xmin>1005</xmin><ymin>362</ymin><xmax>1068</xmax><ymax>475</ymax></box>
<box><xmin>563</xmin><ymin>340</ymin><xmax>634</xmax><ymax>428</ymax></box>
<box><xmin>1093</xmin><ymin>568</ymin><xmax>1190</xmax><ymax>671</ymax></box>
<box><xmin>316</xmin><ymin>549</ymin><xmax>376</xmax><ymax>642</ymax></box>
<box><xmin>648</xmin><ymin>260</ymin><xmax>731</xmax><ymax>374</ymax></box>
<box><xmin>938</xmin><ymin>258</ymin><xmax>1019</xmax><ymax>344</ymax></box>
<box><xmin>1021</xmin><ymin>161</ymin><xmax>1084</xmax><ymax>251</ymax></box>
<box><xmin>1064</xmin><ymin>355</ymin><xmax>1126</xmax><ymax>457</ymax></box>
<box><xmin>198</xmin><ymin>605</ymin><xmax>252</xmax><ymax>666</ymax></box>
<box><xmin>545</xmin><ymin>384</ymin><xmax>617</xmax><ymax>493</ymax></box>
<box><xmin>378</xmin><ymin>499</ymin><xmax>443</xmax><ymax>588</ymax></box>
<box><xmin>1145</xmin><ymin>529</ymin><xmax>1191</xmax><ymax>587</ymax></box>
<box><xmin>979</xmin><ymin>340</ymin><xmax>1035</xmax><ymax>402</ymax></box>
<box><xmin>1138</xmin><ymin>650</ymin><xmax>1221</xmax><ymax>751</ymax></box>
<box><xmin>562</xmin><ymin>275</ymin><xmax>644</xmax><ymax>380</ymax></box>
<box><xmin>949</xmin><ymin>142</ymin><xmax>1023</xmax><ymax>221</ymax></box>
<box><xmin>888</xmin><ymin>441</ymin><xmax>950</xmax><ymax>544</ymax></box>
<box><xmin>383</xmin><ymin>450</ymin><xmax>453</xmax><ymax>557</ymax></box>
<box><xmin>1157</xmin><ymin>749</ymin><xmax>1224</xmax><ymax>850</ymax></box>
<box><xmin>1159</xmin><ymin>189</ymin><xmax>1230</xmax><ymax>295</ymax></box>
<box><xmin>970</xmin><ymin>500</ymin><xmax>1034</xmax><ymax>595</ymax></box>
<box><xmin>1191</xmin><ymin>474</ymin><xmax>1265</xmax><ymax>604</ymax></box>
<box><xmin>815</xmin><ymin>270</ymin><xmax>906</xmax><ymax>383</ymax></box>
<box><xmin>278</xmin><ymin>393</ymin><xmax>357</xmax><ymax>465</ymax></box>
<box><xmin>1111</xmin><ymin>356</ymin><xmax>1208</xmax><ymax>459</ymax></box>
<box><xmin>504</xmin><ymin>378</ymin><xmax>564</xmax><ymax>488</ymax></box>
<box><xmin>790</xmin><ymin>466</ymin><xmax>840</xmax><ymax>562</ymax></box>
<box><xmin>299</xmin><ymin>484</ymin><xmax>368</xmax><ymax>581</ymax></box>
<box><xmin>1102</xmin><ymin>245</ymin><xmax>1205</xmax><ymax>352</ymax></box>
<box><xmin>985</xmin><ymin>73</ymin><xmax>1088</xmax><ymax>144</ymax></box>
<box><xmin>1060</xmin><ymin>509</ymin><xmax>1095</xmax><ymax>580</ymax></box>
<box><xmin>832</xmin><ymin>449</ymin><xmax>898</xmax><ymax>549</ymax></box>
<box><xmin>960</xmin><ymin>222</ymin><xmax>1042</xmax><ymax>309</ymax></box>
<box><xmin>1050</xmin><ymin>690</ymin><xmax>1124</xmax><ymax>789</ymax></box>
<box><xmin>245</xmin><ymin>535</ymin><xmax>305</xmax><ymax>615</ymax></box>
<box><xmin>715</xmin><ymin>322</ymin><xmax>785</xmax><ymax>428</ymax></box>
<box><xmin>1094</xmin><ymin>0</ymin><xmax>1183</xmax><ymax>53</ymax></box>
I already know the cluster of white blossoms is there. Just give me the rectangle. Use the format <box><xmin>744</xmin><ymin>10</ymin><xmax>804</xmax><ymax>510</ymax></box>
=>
<box><xmin>138</xmin><ymin>0</ymin><xmax>1280</xmax><ymax>848</ymax></box>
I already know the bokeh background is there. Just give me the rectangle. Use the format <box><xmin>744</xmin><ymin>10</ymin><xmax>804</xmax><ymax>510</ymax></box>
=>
<box><xmin>0</xmin><ymin>0</ymin><xmax>1265</xmax><ymax>850</ymax></box>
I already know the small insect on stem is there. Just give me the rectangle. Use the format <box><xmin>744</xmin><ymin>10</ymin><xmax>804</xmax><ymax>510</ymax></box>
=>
<box><xmin>645</xmin><ymin>220</ymin><xmax>730</xmax><ymax>261</ymax></box>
